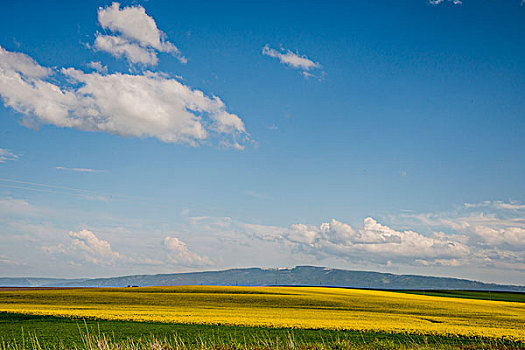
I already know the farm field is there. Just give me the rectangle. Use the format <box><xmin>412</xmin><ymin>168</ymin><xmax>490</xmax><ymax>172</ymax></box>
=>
<box><xmin>396</xmin><ymin>290</ymin><xmax>525</xmax><ymax>303</ymax></box>
<box><xmin>0</xmin><ymin>286</ymin><xmax>524</xmax><ymax>343</ymax></box>
<box><xmin>0</xmin><ymin>312</ymin><xmax>523</xmax><ymax>350</ymax></box>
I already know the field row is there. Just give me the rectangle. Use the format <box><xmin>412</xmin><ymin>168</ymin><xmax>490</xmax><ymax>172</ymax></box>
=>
<box><xmin>0</xmin><ymin>312</ymin><xmax>523</xmax><ymax>350</ymax></box>
<box><xmin>0</xmin><ymin>286</ymin><xmax>524</xmax><ymax>341</ymax></box>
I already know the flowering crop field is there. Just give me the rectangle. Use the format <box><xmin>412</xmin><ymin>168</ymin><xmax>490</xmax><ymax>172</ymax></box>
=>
<box><xmin>0</xmin><ymin>286</ymin><xmax>523</xmax><ymax>342</ymax></box>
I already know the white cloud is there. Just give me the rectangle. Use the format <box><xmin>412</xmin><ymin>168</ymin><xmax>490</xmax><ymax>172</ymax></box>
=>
<box><xmin>0</xmin><ymin>46</ymin><xmax>50</xmax><ymax>78</ymax></box>
<box><xmin>283</xmin><ymin>217</ymin><xmax>470</xmax><ymax>266</ymax></box>
<box><xmin>0</xmin><ymin>148</ymin><xmax>19</xmax><ymax>163</ymax></box>
<box><xmin>262</xmin><ymin>45</ymin><xmax>320</xmax><ymax>71</ymax></box>
<box><xmin>94</xmin><ymin>35</ymin><xmax>159</xmax><ymax>65</ymax></box>
<box><xmin>470</xmin><ymin>225</ymin><xmax>525</xmax><ymax>247</ymax></box>
<box><xmin>164</xmin><ymin>236</ymin><xmax>212</xmax><ymax>266</ymax></box>
<box><xmin>183</xmin><ymin>215</ymin><xmax>471</xmax><ymax>268</ymax></box>
<box><xmin>262</xmin><ymin>45</ymin><xmax>322</xmax><ymax>78</ymax></box>
<box><xmin>394</xmin><ymin>200</ymin><xmax>525</xmax><ymax>269</ymax></box>
<box><xmin>286</xmin><ymin>223</ymin><xmax>319</xmax><ymax>244</ymax></box>
<box><xmin>464</xmin><ymin>200</ymin><xmax>525</xmax><ymax>211</ymax></box>
<box><xmin>1</xmin><ymin>195</ymin><xmax>524</xmax><ymax>281</ymax></box>
<box><xmin>301</xmin><ymin>71</ymin><xmax>325</xmax><ymax>81</ymax></box>
<box><xmin>95</xmin><ymin>2</ymin><xmax>186</xmax><ymax>65</ymax></box>
<box><xmin>87</xmin><ymin>61</ymin><xmax>107</xmax><ymax>74</ymax></box>
<box><xmin>55</xmin><ymin>166</ymin><xmax>103</xmax><ymax>173</ymax></box>
<box><xmin>67</xmin><ymin>229</ymin><xmax>121</xmax><ymax>265</ymax></box>
<box><xmin>0</xmin><ymin>46</ymin><xmax>248</xmax><ymax>148</ymax></box>
<box><xmin>429</xmin><ymin>0</ymin><xmax>462</xmax><ymax>5</ymax></box>
<box><xmin>400</xmin><ymin>201</ymin><xmax>525</xmax><ymax>249</ymax></box>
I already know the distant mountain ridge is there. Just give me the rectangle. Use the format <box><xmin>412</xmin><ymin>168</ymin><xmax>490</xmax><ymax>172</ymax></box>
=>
<box><xmin>2</xmin><ymin>266</ymin><xmax>524</xmax><ymax>291</ymax></box>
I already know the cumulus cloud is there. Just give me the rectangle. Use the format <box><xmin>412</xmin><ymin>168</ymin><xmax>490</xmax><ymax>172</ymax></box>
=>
<box><xmin>95</xmin><ymin>35</ymin><xmax>158</xmax><ymax>65</ymax></box>
<box><xmin>0</xmin><ymin>46</ymin><xmax>50</xmax><ymax>78</ymax></box>
<box><xmin>262</xmin><ymin>45</ymin><xmax>322</xmax><ymax>78</ymax></box>
<box><xmin>2</xmin><ymin>195</ymin><xmax>524</xmax><ymax>279</ymax></box>
<box><xmin>283</xmin><ymin>217</ymin><xmax>470</xmax><ymax>266</ymax></box>
<box><xmin>164</xmin><ymin>236</ymin><xmax>212</xmax><ymax>266</ymax></box>
<box><xmin>184</xmin><ymin>215</ymin><xmax>471</xmax><ymax>267</ymax></box>
<box><xmin>67</xmin><ymin>229</ymin><xmax>121</xmax><ymax>265</ymax></box>
<box><xmin>185</xmin><ymin>207</ymin><xmax>525</xmax><ymax>270</ymax></box>
<box><xmin>0</xmin><ymin>46</ymin><xmax>247</xmax><ymax>148</ymax></box>
<box><xmin>401</xmin><ymin>201</ymin><xmax>525</xmax><ymax>248</ymax></box>
<box><xmin>396</xmin><ymin>200</ymin><xmax>525</xmax><ymax>269</ymax></box>
<box><xmin>94</xmin><ymin>2</ymin><xmax>186</xmax><ymax>65</ymax></box>
<box><xmin>0</xmin><ymin>148</ymin><xmax>19</xmax><ymax>163</ymax></box>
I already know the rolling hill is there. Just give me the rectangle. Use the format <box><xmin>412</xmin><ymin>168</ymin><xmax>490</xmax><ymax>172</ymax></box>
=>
<box><xmin>1</xmin><ymin>266</ymin><xmax>524</xmax><ymax>291</ymax></box>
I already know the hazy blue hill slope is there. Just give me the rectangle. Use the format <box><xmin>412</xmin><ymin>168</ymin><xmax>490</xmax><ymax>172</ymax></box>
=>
<box><xmin>1</xmin><ymin>266</ymin><xmax>521</xmax><ymax>291</ymax></box>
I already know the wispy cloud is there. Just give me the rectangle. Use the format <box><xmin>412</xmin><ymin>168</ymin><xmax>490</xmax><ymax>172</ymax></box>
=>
<box><xmin>428</xmin><ymin>0</ymin><xmax>462</xmax><ymax>5</ymax></box>
<box><xmin>0</xmin><ymin>255</ymin><xmax>28</xmax><ymax>267</ymax></box>
<box><xmin>464</xmin><ymin>200</ymin><xmax>525</xmax><ymax>211</ymax></box>
<box><xmin>87</xmin><ymin>61</ymin><xmax>107</xmax><ymax>74</ymax></box>
<box><xmin>0</xmin><ymin>178</ymin><xmax>105</xmax><ymax>196</ymax></box>
<box><xmin>82</xmin><ymin>195</ymin><xmax>111</xmax><ymax>202</ymax></box>
<box><xmin>262</xmin><ymin>45</ymin><xmax>323</xmax><ymax>79</ymax></box>
<box><xmin>0</xmin><ymin>148</ymin><xmax>19</xmax><ymax>163</ymax></box>
<box><xmin>243</xmin><ymin>190</ymin><xmax>272</xmax><ymax>200</ymax></box>
<box><xmin>0</xmin><ymin>178</ymin><xmax>115</xmax><ymax>203</ymax></box>
<box><xmin>94</xmin><ymin>2</ymin><xmax>186</xmax><ymax>65</ymax></box>
<box><xmin>55</xmin><ymin>166</ymin><xmax>104</xmax><ymax>173</ymax></box>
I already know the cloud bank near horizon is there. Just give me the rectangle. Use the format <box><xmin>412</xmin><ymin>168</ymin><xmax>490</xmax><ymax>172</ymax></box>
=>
<box><xmin>0</xmin><ymin>196</ymin><xmax>523</xmax><ymax>282</ymax></box>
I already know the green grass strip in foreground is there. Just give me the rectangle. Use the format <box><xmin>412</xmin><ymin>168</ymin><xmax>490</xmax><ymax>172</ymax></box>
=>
<box><xmin>1</xmin><ymin>312</ymin><xmax>523</xmax><ymax>349</ymax></box>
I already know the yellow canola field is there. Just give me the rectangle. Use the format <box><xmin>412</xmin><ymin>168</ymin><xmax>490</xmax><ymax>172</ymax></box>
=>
<box><xmin>1</xmin><ymin>286</ymin><xmax>524</xmax><ymax>341</ymax></box>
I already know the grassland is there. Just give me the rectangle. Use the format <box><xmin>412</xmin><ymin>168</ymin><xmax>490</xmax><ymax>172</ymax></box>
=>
<box><xmin>1</xmin><ymin>312</ymin><xmax>523</xmax><ymax>349</ymax></box>
<box><xmin>396</xmin><ymin>290</ymin><xmax>525</xmax><ymax>303</ymax></box>
<box><xmin>0</xmin><ymin>286</ymin><xmax>524</xmax><ymax>343</ymax></box>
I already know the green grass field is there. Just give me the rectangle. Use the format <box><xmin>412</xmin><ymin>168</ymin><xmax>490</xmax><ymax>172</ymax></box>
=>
<box><xmin>2</xmin><ymin>286</ymin><xmax>524</xmax><ymax>340</ymax></box>
<box><xmin>1</xmin><ymin>287</ymin><xmax>524</xmax><ymax>349</ymax></box>
<box><xmin>1</xmin><ymin>312</ymin><xmax>523</xmax><ymax>350</ymax></box>
<box><xmin>397</xmin><ymin>290</ymin><xmax>525</xmax><ymax>303</ymax></box>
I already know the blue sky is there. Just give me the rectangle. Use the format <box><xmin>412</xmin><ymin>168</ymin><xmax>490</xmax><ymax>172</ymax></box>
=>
<box><xmin>0</xmin><ymin>0</ymin><xmax>524</xmax><ymax>284</ymax></box>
